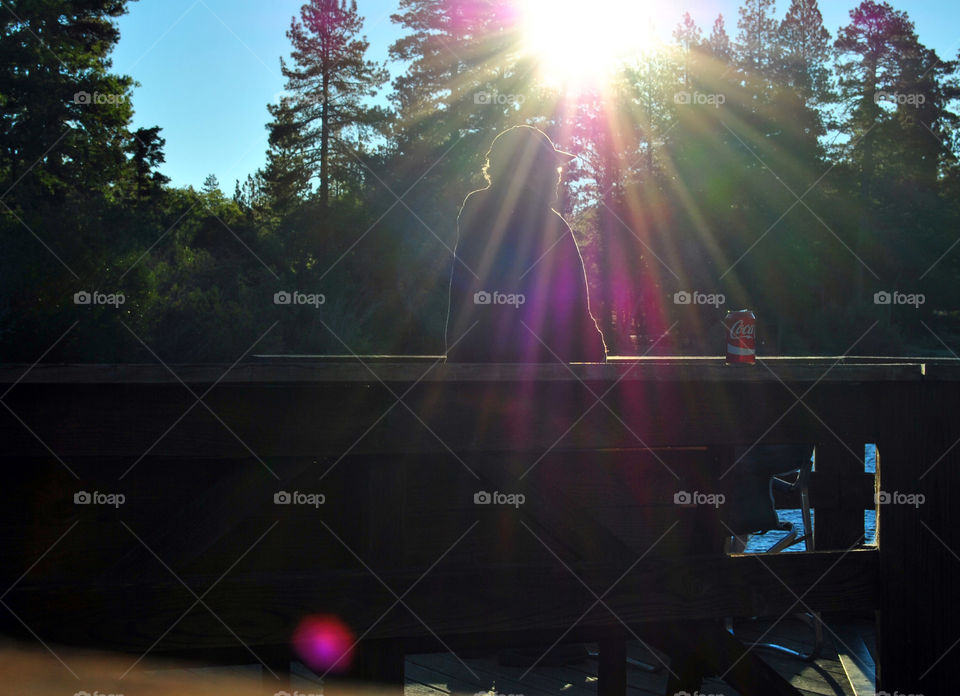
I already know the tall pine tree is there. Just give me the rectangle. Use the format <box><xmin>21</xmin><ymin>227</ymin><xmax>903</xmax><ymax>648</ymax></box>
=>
<box><xmin>275</xmin><ymin>0</ymin><xmax>387</xmax><ymax>208</ymax></box>
<box><xmin>735</xmin><ymin>0</ymin><xmax>781</xmax><ymax>82</ymax></box>
<box><xmin>706</xmin><ymin>14</ymin><xmax>734</xmax><ymax>64</ymax></box>
<box><xmin>772</xmin><ymin>0</ymin><xmax>833</xmax><ymax>178</ymax></box>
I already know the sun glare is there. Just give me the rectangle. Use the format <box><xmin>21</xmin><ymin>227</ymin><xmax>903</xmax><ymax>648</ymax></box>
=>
<box><xmin>519</xmin><ymin>0</ymin><xmax>663</xmax><ymax>90</ymax></box>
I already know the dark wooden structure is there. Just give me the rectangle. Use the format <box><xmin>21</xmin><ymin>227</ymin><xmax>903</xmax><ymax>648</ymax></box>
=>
<box><xmin>1</xmin><ymin>357</ymin><xmax>957</xmax><ymax>695</ymax></box>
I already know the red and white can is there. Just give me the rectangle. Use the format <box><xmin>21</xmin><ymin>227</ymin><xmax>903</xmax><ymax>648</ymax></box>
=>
<box><xmin>724</xmin><ymin>310</ymin><xmax>756</xmax><ymax>364</ymax></box>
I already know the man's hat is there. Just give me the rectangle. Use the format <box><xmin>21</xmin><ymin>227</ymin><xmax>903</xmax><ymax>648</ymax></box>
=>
<box><xmin>488</xmin><ymin>125</ymin><xmax>577</xmax><ymax>164</ymax></box>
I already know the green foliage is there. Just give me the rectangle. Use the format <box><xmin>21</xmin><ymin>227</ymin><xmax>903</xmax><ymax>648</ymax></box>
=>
<box><xmin>2</xmin><ymin>0</ymin><xmax>960</xmax><ymax>362</ymax></box>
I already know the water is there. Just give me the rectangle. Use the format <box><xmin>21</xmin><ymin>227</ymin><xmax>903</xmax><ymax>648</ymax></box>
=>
<box><xmin>744</xmin><ymin>444</ymin><xmax>877</xmax><ymax>553</ymax></box>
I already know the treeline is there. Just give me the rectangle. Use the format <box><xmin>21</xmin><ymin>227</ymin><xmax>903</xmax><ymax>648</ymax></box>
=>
<box><xmin>1</xmin><ymin>0</ymin><xmax>959</xmax><ymax>361</ymax></box>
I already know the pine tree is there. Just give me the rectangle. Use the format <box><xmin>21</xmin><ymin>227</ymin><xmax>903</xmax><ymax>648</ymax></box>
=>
<box><xmin>706</xmin><ymin>14</ymin><xmax>733</xmax><ymax>64</ymax></box>
<box><xmin>388</xmin><ymin>0</ymin><xmax>531</xmax><ymax>178</ymax></box>
<box><xmin>835</xmin><ymin>1</ymin><xmax>925</xmax><ymax>300</ymax></box>
<box><xmin>277</xmin><ymin>0</ymin><xmax>388</xmax><ymax>207</ymax></box>
<box><xmin>835</xmin><ymin>2</ymin><xmax>960</xmax><ymax>300</ymax></box>
<box><xmin>772</xmin><ymin>0</ymin><xmax>833</xmax><ymax>174</ymax></box>
<box><xmin>778</xmin><ymin>0</ymin><xmax>831</xmax><ymax>99</ymax></box>
<box><xmin>887</xmin><ymin>34</ymin><xmax>957</xmax><ymax>192</ymax></box>
<box><xmin>672</xmin><ymin>12</ymin><xmax>703</xmax><ymax>89</ymax></box>
<box><xmin>262</xmin><ymin>100</ymin><xmax>312</xmax><ymax>215</ymax></box>
<box><xmin>735</xmin><ymin>0</ymin><xmax>781</xmax><ymax>83</ymax></box>
<box><xmin>127</xmin><ymin>126</ymin><xmax>170</xmax><ymax>201</ymax></box>
<box><xmin>201</xmin><ymin>174</ymin><xmax>221</xmax><ymax>196</ymax></box>
<box><xmin>835</xmin><ymin>2</ymin><xmax>917</xmax><ymax>203</ymax></box>
<box><xmin>0</xmin><ymin>0</ymin><xmax>145</xmax><ymax>205</ymax></box>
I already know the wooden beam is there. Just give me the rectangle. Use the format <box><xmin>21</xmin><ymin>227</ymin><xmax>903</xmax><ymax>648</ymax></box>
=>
<box><xmin>597</xmin><ymin>633</ymin><xmax>627</xmax><ymax>696</ymax></box>
<box><xmin>0</xmin><ymin>380</ymin><xmax>893</xmax><ymax>457</ymax></box>
<box><xmin>877</xmin><ymin>381</ymin><xmax>960</xmax><ymax>694</ymax></box>
<box><xmin>1</xmin><ymin>550</ymin><xmax>877</xmax><ymax>654</ymax></box>
<box><xmin>0</xmin><ymin>359</ymin><xmax>934</xmax><ymax>385</ymax></box>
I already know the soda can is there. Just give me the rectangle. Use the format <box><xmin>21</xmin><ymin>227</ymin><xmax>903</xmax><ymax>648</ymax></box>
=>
<box><xmin>724</xmin><ymin>310</ymin><xmax>756</xmax><ymax>364</ymax></box>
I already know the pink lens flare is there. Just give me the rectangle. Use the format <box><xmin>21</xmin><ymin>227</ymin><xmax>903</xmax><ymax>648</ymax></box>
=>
<box><xmin>292</xmin><ymin>614</ymin><xmax>356</xmax><ymax>672</ymax></box>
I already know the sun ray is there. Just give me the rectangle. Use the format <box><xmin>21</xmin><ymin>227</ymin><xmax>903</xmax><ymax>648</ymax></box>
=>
<box><xmin>518</xmin><ymin>0</ymin><xmax>667</xmax><ymax>91</ymax></box>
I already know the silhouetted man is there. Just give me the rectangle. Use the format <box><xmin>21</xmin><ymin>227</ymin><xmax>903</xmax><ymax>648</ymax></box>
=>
<box><xmin>445</xmin><ymin>125</ymin><xmax>606</xmax><ymax>362</ymax></box>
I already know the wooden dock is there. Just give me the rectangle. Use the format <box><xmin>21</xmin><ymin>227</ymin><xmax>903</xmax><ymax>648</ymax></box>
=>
<box><xmin>403</xmin><ymin>618</ymin><xmax>877</xmax><ymax>696</ymax></box>
<box><xmin>0</xmin><ymin>618</ymin><xmax>876</xmax><ymax>695</ymax></box>
<box><xmin>0</xmin><ymin>357</ymin><xmax>955</xmax><ymax>695</ymax></box>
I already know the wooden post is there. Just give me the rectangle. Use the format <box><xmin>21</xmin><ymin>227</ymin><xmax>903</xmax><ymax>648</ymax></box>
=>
<box><xmin>813</xmin><ymin>441</ymin><xmax>865</xmax><ymax>551</ymax></box>
<box><xmin>348</xmin><ymin>638</ymin><xmax>406</xmax><ymax>695</ymax></box>
<box><xmin>597</xmin><ymin>633</ymin><xmax>627</xmax><ymax>696</ymax></box>
<box><xmin>876</xmin><ymin>379</ymin><xmax>960</xmax><ymax>694</ymax></box>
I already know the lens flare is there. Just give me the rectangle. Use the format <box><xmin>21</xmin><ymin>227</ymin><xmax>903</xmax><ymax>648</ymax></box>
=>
<box><xmin>292</xmin><ymin>614</ymin><xmax>356</xmax><ymax>672</ymax></box>
<box><xmin>518</xmin><ymin>0</ymin><xmax>665</xmax><ymax>89</ymax></box>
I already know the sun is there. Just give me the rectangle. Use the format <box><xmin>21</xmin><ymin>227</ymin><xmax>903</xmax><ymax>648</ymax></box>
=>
<box><xmin>518</xmin><ymin>0</ymin><xmax>665</xmax><ymax>90</ymax></box>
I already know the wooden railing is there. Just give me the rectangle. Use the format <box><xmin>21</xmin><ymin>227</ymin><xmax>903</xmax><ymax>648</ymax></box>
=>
<box><xmin>1</xmin><ymin>357</ymin><xmax>958</xmax><ymax>694</ymax></box>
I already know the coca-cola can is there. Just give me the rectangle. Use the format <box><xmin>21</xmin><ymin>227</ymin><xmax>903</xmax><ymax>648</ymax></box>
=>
<box><xmin>724</xmin><ymin>310</ymin><xmax>756</xmax><ymax>365</ymax></box>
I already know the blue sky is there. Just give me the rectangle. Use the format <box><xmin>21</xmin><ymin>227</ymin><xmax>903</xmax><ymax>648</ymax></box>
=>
<box><xmin>112</xmin><ymin>0</ymin><xmax>960</xmax><ymax>191</ymax></box>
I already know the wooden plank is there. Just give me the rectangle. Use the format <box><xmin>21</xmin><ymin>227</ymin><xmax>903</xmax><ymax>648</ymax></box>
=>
<box><xmin>0</xmin><ymin>360</ymin><xmax>929</xmax><ymax>385</ymax></box>
<box><xmin>464</xmin><ymin>654</ymin><xmax>600</xmax><ymax>696</ymax></box>
<box><xmin>1</xmin><ymin>550</ymin><xmax>878</xmax><ymax>654</ymax></box>
<box><xmin>732</xmin><ymin>618</ymin><xmax>849</xmax><ymax>681</ymax></box>
<box><xmin>0</xmin><ymin>644</ymin><xmax>400</xmax><ymax>696</ymax></box>
<box><xmin>410</xmin><ymin>652</ymin><xmax>564</xmax><ymax>696</ymax></box>
<box><xmin>404</xmin><ymin>658</ymin><xmax>485</xmax><ymax>695</ymax></box>
<box><xmin>251</xmin><ymin>355</ymin><xmax>956</xmax><ymax>364</ymax></box>
<box><xmin>755</xmin><ymin>653</ymin><xmax>855</xmax><ymax>696</ymax></box>
<box><xmin>404</xmin><ymin>678</ymin><xmax>454</xmax><ymax>696</ymax></box>
<box><xmin>0</xmin><ymin>452</ymin><xmax>876</xmax><ymax>586</ymax></box>
<box><xmin>0</xmin><ymin>380</ymin><xmax>891</xmax><ymax>457</ymax></box>
<box><xmin>831</xmin><ymin>622</ymin><xmax>876</xmax><ymax>696</ymax></box>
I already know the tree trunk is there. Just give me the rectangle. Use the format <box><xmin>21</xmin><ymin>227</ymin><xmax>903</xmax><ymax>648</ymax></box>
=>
<box><xmin>321</xmin><ymin>70</ymin><xmax>330</xmax><ymax>209</ymax></box>
<box><xmin>855</xmin><ymin>59</ymin><xmax>879</xmax><ymax>303</ymax></box>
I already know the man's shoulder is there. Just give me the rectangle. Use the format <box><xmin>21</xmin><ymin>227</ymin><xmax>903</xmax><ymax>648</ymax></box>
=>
<box><xmin>459</xmin><ymin>187</ymin><xmax>491</xmax><ymax>215</ymax></box>
<box><xmin>548</xmin><ymin>207</ymin><xmax>573</xmax><ymax>228</ymax></box>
